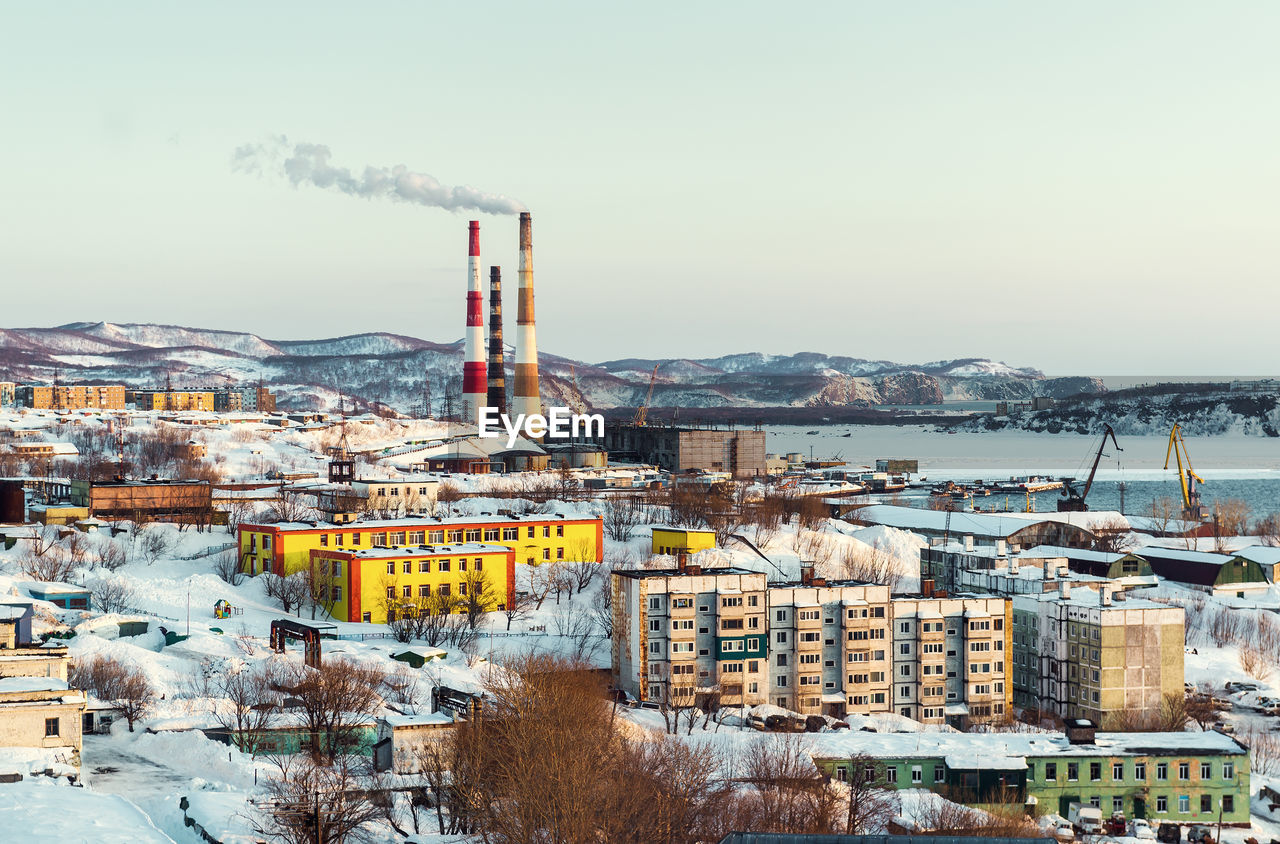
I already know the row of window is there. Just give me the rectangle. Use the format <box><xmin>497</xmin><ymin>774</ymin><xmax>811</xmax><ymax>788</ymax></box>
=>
<box><xmin>378</xmin><ymin>558</ymin><xmax>486</xmax><ymax>575</ymax></box>
<box><xmin>310</xmin><ymin>524</ymin><xmax>564</xmax><ymax>549</ymax></box>
<box><xmin>1037</xmin><ymin>760</ymin><xmax>1236</xmax><ymax>783</ymax></box>
<box><xmin>385</xmin><ymin>582</ymin><xmax>473</xmax><ymax>600</ymax></box>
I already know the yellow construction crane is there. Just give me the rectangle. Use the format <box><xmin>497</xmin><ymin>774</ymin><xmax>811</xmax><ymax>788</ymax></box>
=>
<box><xmin>1163</xmin><ymin>423</ymin><xmax>1204</xmax><ymax>521</ymax></box>
<box><xmin>633</xmin><ymin>364</ymin><xmax>659</xmax><ymax>427</ymax></box>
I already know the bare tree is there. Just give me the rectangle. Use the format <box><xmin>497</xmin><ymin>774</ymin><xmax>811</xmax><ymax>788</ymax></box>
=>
<box><xmin>592</xmin><ymin>577</ymin><xmax>614</xmax><ymax>639</ymax></box>
<box><xmin>264</xmin><ymin>572</ymin><xmax>311</xmax><ymax>617</ymax></box>
<box><xmin>19</xmin><ymin>549</ymin><xmax>78</xmax><ymax>583</ymax></box>
<box><xmin>213</xmin><ymin>548</ymin><xmax>245</xmax><ymax>586</ymax></box>
<box><xmin>837</xmin><ymin>753</ymin><xmax>900</xmax><ymax>834</ymax></box>
<box><xmin>502</xmin><ymin>590</ymin><xmax>533</xmax><ymax>632</ymax></box>
<box><xmin>214</xmin><ymin>662</ymin><xmax>281</xmax><ymax>755</ymax></box>
<box><xmin>277</xmin><ymin>657</ymin><xmax>387</xmax><ymax>763</ymax></box>
<box><xmin>460</xmin><ymin>569</ymin><xmax>500</xmax><ymax>629</ymax></box>
<box><xmin>70</xmin><ymin>654</ymin><xmax>156</xmax><ymax>731</ymax></box>
<box><xmin>250</xmin><ymin>756</ymin><xmax>381</xmax><ymax>844</ymax></box>
<box><xmin>603</xmin><ymin>495</ymin><xmax>645</xmax><ymax>542</ymax></box>
<box><xmin>1088</xmin><ymin>515</ymin><xmax>1137</xmax><ymax>553</ymax></box>
<box><xmin>739</xmin><ymin>734</ymin><xmax>845</xmax><ymax>834</ymax></box>
<box><xmin>89</xmin><ymin>576</ymin><xmax>136</xmax><ymax>614</ymax></box>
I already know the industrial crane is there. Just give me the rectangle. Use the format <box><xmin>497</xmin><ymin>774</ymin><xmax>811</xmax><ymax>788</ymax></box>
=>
<box><xmin>567</xmin><ymin>365</ymin><xmax>588</xmax><ymax>416</ymax></box>
<box><xmin>1058</xmin><ymin>424</ymin><xmax>1121</xmax><ymax>512</ymax></box>
<box><xmin>633</xmin><ymin>364</ymin><xmax>659</xmax><ymax>427</ymax></box>
<box><xmin>1164</xmin><ymin>423</ymin><xmax>1204</xmax><ymax>521</ymax></box>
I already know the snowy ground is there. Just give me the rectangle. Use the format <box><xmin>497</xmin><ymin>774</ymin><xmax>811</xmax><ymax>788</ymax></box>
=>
<box><xmin>5</xmin><ymin>411</ymin><xmax>1280</xmax><ymax>839</ymax></box>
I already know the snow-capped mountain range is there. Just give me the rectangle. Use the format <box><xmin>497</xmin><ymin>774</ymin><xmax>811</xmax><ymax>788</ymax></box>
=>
<box><xmin>0</xmin><ymin>322</ymin><xmax>1102</xmax><ymax>413</ymax></box>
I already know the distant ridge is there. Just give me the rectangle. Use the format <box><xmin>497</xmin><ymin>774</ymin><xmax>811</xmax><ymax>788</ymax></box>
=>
<box><xmin>0</xmin><ymin>322</ymin><xmax>1102</xmax><ymax>413</ymax></box>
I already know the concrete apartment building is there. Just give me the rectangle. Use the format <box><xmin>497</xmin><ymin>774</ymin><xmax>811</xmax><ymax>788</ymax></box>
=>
<box><xmin>1012</xmin><ymin>583</ymin><xmax>1185</xmax><ymax>727</ymax></box>
<box><xmin>603</xmin><ymin>423</ymin><xmax>767</xmax><ymax>479</ymax></box>
<box><xmin>765</xmin><ymin>576</ymin><xmax>892</xmax><ymax>718</ymax></box>
<box><xmin>612</xmin><ymin>566</ymin><xmax>769</xmax><ymax>709</ymax></box>
<box><xmin>14</xmin><ymin>384</ymin><xmax>127</xmax><ymax>410</ymax></box>
<box><xmin>890</xmin><ymin>591</ymin><xmax>1012</xmax><ymax>726</ymax></box>
<box><xmin>612</xmin><ymin>565</ymin><xmax>1013</xmax><ymax>727</ymax></box>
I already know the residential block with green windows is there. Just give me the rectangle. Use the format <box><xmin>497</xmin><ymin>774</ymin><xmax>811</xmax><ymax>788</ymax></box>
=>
<box><xmin>812</xmin><ymin>723</ymin><xmax>1250</xmax><ymax>826</ymax></box>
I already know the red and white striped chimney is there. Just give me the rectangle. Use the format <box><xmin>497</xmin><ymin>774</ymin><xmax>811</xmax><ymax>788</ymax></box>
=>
<box><xmin>462</xmin><ymin>220</ymin><xmax>487</xmax><ymax>425</ymax></box>
<box><xmin>512</xmin><ymin>212</ymin><xmax>540</xmax><ymax>421</ymax></box>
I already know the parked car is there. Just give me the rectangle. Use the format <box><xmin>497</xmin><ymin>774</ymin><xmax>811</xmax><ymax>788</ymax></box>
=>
<box><xmin>1106</xmin><ymin>811</ymin><xmax>1127</xmax><ymax>835</ymax></box>
<box><xmin>1212</xmin><ymin>696</ymin><xmax>1234</xmax><ymax>711</ymax></box>
<box><xmin>1130</xmin><ymin>818</ymin><xmax>1156</xmax><ymax>840</ymax></box>
<box><xmin>1186</xmin><ymin>824</ymin><xmax>1214</xmax><ymax>843</ymax></box>
<box><xmin>1226</xmin><ymin>681</ymin><xmax>1259</xmax><ymax>693</ymax></box>
<box><xmin>1051</xmin><ymin>820</ymin><xmax>1075</xmax><ymax>842</ymax></box>
<box><xmin>1213</xmin><ymin>721</ymin><xmax>1236</xmax><ymax>734</ymax></box>
<box><xmin>1156</xmin><ymin>822</ymin><xmax>1181</xmax><ymax>843</ymax></box>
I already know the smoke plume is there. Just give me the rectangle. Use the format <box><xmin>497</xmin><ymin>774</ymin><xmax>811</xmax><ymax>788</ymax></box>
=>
<box><xmin>232</xmin><ymin>136</ymin><xmax>526</xmax><ymax>216</ymax></box>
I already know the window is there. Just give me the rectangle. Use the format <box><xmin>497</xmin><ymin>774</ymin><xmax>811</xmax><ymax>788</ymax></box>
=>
<box><xmin>362</xmin><ymin>611</ymin><xmax>371</xmax><ymax>623</ymax></box>
<box><xmin>800</xmin><ymin>653</ymin><xmax>821</xmax><ymax>664</ymax></box>
<box><xmin>386</xmin><ymin>587</ymin><xmax>395</xmax><ymax>600</ymax></box>
<box><xmin>543</xmin><ymin>549</ymin><xmax>550</xmax><ymax>561</ymax></box>
<box><xmin>1113</xmin><ymin>796</ymin><xmax>1123</xmax><ymax>813</ymax></box>
<box><xmin>418</xmin><ymin>584</ymin><xmax>430</xmax><ymax>598</ymax></box>
<box><xmin>390</xmin><ymin>532</ymin><xmax>406</xmax><ymax>545</ymax></box>
<box><xmin>542</xmin><ymin>525</ymin><xmax>551</xmax><ymax>538</ymax></box>
<box><xmin>911</xmin><ymin>766</ymin><xmax>922</xmax><ymax>783</ymax></box>
<box><xmin>775</xmin><ymin>676</ymin><xmax>788</xmax><ymax>688</ymax></box>
<box><xmin>1156</xmin><ymin>762</ymin><xmax>1167</xmax><ymax>781</ymax></box>
<box><xmin>1178</xmin><ymin>795</ymin><xmax>1189</xmax><ymax>814</ymax></box>
<box><xmin>439</xmin><ymin>584</ymin><xmax>451</xmax><ymax>596</ymax></box>
<box><xmin>402</xmin><ymin>561</ymin><xmax>412</xmax><ymax>574</ymax></box>
<box><xmin>1067</xmin><ymin>763</ymin><xmax>1078</xmax><ymax>782</ymax></box>
<box><xmin>722</xmin><ymin>640</ymin><xmax>745</xmax><ymax>653</ymax></box>
<box><xmin>331</xmin><ymin>560</ymin><xmax>341</xmax><ymax>577</ymax></box>
<box><xmin>386</xmin><ymin>562</ymin><xmax>395</xmax><ymax>575</ymax></box>
<box><xmin>44</xmin><ymin>718</ymin><xmax>58</xmax><ymax>737</ymax></box>
<box><xmin>799</xmin><ymin>609</ymin><xmax>820</xmax><ymax>621</ymax></box>
<box><xmin>484</xmin><ymin>528</ymin><xmax>500</xmax><ymax>541</ymax></box>
<box><xmin>331</xmin><ymin>585</ymin><xmax>342</xmax><ymax>601</ymax></box>
<box><xmin>409</xmin><ymin>531</ymin><xmax>425</xmax><ymax>544</ymax></box>
<box><xmin>1113</xmin><ymin>762</ymin><xmax>1124</xmax><ymax>780</ymax></box>
<box><xmin>1224</xmin><ymin>761</ymin><xmax>1234</xmax><ymax>779</ymax></box>
<box><xmin>403</xmin><ymin>585</ymin><xmax>412</xmax><ymax>598</ymax></box>
<box><xmin>459</xmin><ymin>559</ymin><xmax>468</xmax><ymax>571</ymax></box>
<box><xmin>502</xmin><ymin>527</ymin><xmax>518</xmax><ymax>540</ymax></box>
<box><xmin>776</xmin><ymin>610</ymin><xmax>787</xmax><ymax>622</ymax></box>
<box><xmin>556</xmin><ymin>547</ymin><xmax>564</xmax><ymax>560</ymax></box>
<box><xmin>1200</xmin><ymin>762</ymin><xmax>1211</xmax><ymax>779</ymax></box>
<box><xmin>449</xmin><ymin>530</ymin><xmax>464</xmax><ymax>543</ymax></box>
<box><xmin>372</xmin><ymin>532</ymin><xmax>387</xmax><ymax>547</ymax></box>
<box><xmin>1045</xmin><ymin>762</ymin><xmax>1057</xmax><ymax>781</ymax></box>
<box><xmin>673</xmin><ymin>619</ymin><xmax>693</xmax><ymax>631</ymax></box>
<box><xmin>672</xmin><ymin>642</ymin><xmax>694</xmax><ymax>654</ymax></box>
<box><xmin>429</xmin><ymin>530</ymin><xmax>444</xmax><ymax>544</ymax></box>
<box><xmin>351</xmin><ymin>532</ymin><xmax>361</xmax><ymax>545</ymax></box>
<box><xmin>721</xmin><ymin>663</ymin><xmax>743</xmax><ymax>674</ymax></box>
<box><xmin>1223</xmin><ymin>795</ymin><xmax>1234</xmax><ymax>813</ymax></box>
<box><xmin>1156</xmin><ymin>796</ymin><xmax>1167</xmax><ymax>813</ymax></box>
<box><xmin>885</xmin><ymin>766</ymin><xmax>898</xmax><ymax>784</ymax></box>
<box><xmin>1135</xmin><ymin>762</ymin><xmax>1146</xmax><ymax>780</ymax></box>
<box><xmin>1090</xmin><ymin>763</ymin><xmax>1101</xmax><ymax>782</ymax></box>
<box><xmin>649</xmin><ymin>597</ymin><xmax>663</xmax><ymax>610</ymax></box>
<box><xmin>672</xmin><ymin>597</ymin><xmax>692</xmax><ymax>609</ymax></box>
<box><xmin>439</xmin><ymin>559</ymin><xmax>451</xmax><ymax>572</ymax></box>
<box><xmin>1201</xmin><ymin>794</ymin><xmax>1211</xmax><ymax>813</ymax></box>
<box><xmin>1178</xmin><ymin>762</ymin><xmax>1189</xmax><ymax>781</ymax></box>
<box><xmin>722</xmin><ymin>596</ymin><xmax>743</xmax><ymax>608</ymax></box>
<box><xmin>800</xmin><ymin>632</ymin><xmax>820</xmax><ymax>643</ymax></box>
<box><xmin>319</xmin><ymin>534</ymin><xmax>328</xmax><ymax>547</ymax></box>
<box><xmin>722</xmin><ymin>619</ymin><xmax>744</xmax><ymax>631</ymax></box>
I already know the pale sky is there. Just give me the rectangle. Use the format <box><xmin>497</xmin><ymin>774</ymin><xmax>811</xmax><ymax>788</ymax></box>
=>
<box><xmin>2</xmin><ymin>2</ymin><xmax>1277</xmax><ymax>375</ymax></box>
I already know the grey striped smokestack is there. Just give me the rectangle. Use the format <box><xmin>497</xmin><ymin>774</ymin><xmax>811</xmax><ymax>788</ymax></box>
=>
<box><xmin>487</xmin><ymin>265</ymin><xmax>507</xmax><ymax>416</ymax></box>
<box><xmin>512</xmin><ymin>212</ymin><xmax>540</xmax><ymax>419</ymax></box>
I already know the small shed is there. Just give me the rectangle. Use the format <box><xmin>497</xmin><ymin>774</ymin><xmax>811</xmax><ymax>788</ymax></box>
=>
<box><xmin>26</xmin><ymin>582</ymin><xmax>91</xmax><ymax>611</ymax></box>
<box><xmin>391</xmin><ymin>647</ymin><xmax>447</xmax><ymax>669</ymax></box>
